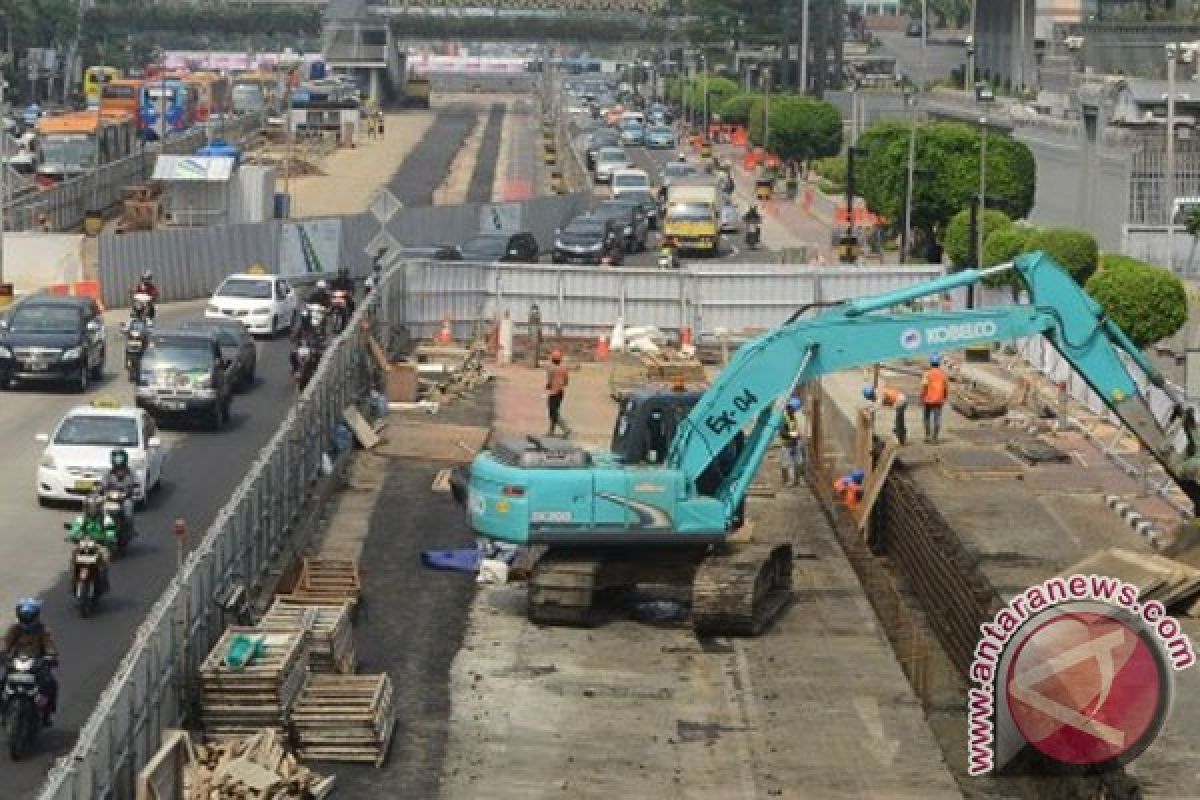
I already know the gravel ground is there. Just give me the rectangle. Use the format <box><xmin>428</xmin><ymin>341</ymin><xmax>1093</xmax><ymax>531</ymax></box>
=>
<box><xmin>466</xmin><ymin>103</ymin><xmax>506</xmax><ymax>204</ymax></box>
<box><xmin>387</xmin><ymin>106</ymin><xmax>479</xmax><ymax>207</ymax></box>
<box><xmin>326</xmin><ymin>388</ymin><xmax>492</xmax><ymax>799</ymax></box>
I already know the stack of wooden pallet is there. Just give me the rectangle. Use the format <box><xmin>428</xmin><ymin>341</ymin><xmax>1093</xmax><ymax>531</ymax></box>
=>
<box><xmin>278</xmin><ymin>558</ymin><xmax>362</xmax><ymax>609</ymax></box>
<box><xmin>608</xmin><ymin>350</ymin><xmax>709</xmax><ymax>401</ymax></box>
<box><xmin>259</xmin><ymin>599</ymin><xmax>356</xmax><ymax>674</ymax></box>
<box><xmin>200</xmin><ymin>628</ymin><xmax>310</xmax><ymax>739</ymax></box>
<box><xmin>291</xmin><ymin>674</ymin><xmax>396</xmax><ymax>766</ymax></box>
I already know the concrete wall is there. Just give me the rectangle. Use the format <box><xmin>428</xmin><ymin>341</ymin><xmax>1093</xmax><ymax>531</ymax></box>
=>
<box><xmin>1</xmin><ymin>233</ymin><xmax>85</xmax><ymax>290</ymax></box>
<box><xmin>1120</xmin><ymin>225</ymin><xmax>1200</xmax><ymax>274</ymax></box>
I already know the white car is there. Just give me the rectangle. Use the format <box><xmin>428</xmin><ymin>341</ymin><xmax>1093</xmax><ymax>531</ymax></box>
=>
<box><xmin>205</xmin><ymin>272</ymin><xmax>298</xmax><ymax>336</ymax></box>
<box><xmin>611</xmin><ymin>168</ymin><xmax>650</xmax><ymax>198</ymax></box>
<box><xmin>593</xmin><ymin>147</ymin><xmax>630</xmax><ymax>184</ymax></box>
<box><xmin>36</xmin><ymin>400</ymin><xmax>164</xmax><ymax>506</ymax></box>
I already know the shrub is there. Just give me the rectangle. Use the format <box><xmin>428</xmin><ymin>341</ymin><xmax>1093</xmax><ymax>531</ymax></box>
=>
<box><xmin>1085</xmin><ymin>257</ymin><xmax>1187</xmax><ymax>348</ymax></box>
<box><xmin>943</xmin><ymin>208</ymin><xmax>1011</xmax><ymax>268</ymax></box>
<box><xmin>1026</xmin><ymin>227</ymin><xmax>1099</xmax><ymax>285</ymax></box>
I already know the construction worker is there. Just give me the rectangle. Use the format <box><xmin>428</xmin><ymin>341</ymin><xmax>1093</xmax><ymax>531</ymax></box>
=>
<box><xmin>545</xmin><ymin>349</ymin><xmax>572</xmax><ymax>437</ymax></box>
<box><xmin>863</xmin><ymin>384</ymin><xmax>908</xmax><ymax>445</ymax></box>
<box><xmin>920</xmin><ymin>353</ymin><xmax>948</xmax><ymax>443</ymax></box>
<box><xmin>779</xmin><ymin>396</ymin><xmax>804</xmax><ymax>487</ymax></box>
<box><xmin>833</xmin><ymin>468</ymin><xmax>865</xmax><ymax>512</ymax></box>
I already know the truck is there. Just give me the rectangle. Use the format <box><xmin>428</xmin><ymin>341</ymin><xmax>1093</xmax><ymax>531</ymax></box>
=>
<box><xmin>404</xmin><ymin>76</ymin><xmax>432</xmax><ymax>109</ymax></box>
<box><xmin>457</xmin><ymin>252</ymin><xmax>1200</xmax><ymax>635</ymax></box>
<box><xmin>663</xmin><ymin>178</ymin><xmax>721</xmax><ymax>255</ymax></box>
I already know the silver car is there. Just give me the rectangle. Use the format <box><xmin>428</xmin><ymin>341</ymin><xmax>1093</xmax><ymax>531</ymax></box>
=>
<box><xmin>720</xmin><ymin>200</ymin><xmax>741</xmax><ymax>234</ymax></box>
<box><xmin>594</xmin><ymin>147</ymin><xmax>631</xmax><ymax>183</ymax></box>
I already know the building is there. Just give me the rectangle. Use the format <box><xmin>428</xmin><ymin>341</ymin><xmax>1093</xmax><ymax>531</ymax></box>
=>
<box><xmin>846</xmin><ymin>0</ymin><xmax>901</xmax><ymax>15</ymax></box>
<box><xmin>975</xmin><ymin>0</ymin><xmax>1084</xmax><ymax>91</ymax></box>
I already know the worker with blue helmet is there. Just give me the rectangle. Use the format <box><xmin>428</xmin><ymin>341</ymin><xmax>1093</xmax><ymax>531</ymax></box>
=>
<box><xmin>863</xmin><ymin>382</ymin><xmax>909</xmax><ymax>445</ymax></box>
<box><xmin>779</xmin><ymin>394</ymin><xmax>805</xmax><ymax>487</ymax></box>
<box><xmin>834</xmin><ymin>468</ymin><xmax>866</xmax><ymax>511</ymax></box>
<box><xmin>4</xmin><ymin>598</ymin><xmax>59</xmax><ymax>724</ymax></box>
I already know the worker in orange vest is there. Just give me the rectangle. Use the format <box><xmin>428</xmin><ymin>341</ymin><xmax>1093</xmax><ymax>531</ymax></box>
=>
<box><xmin>545</xmin><ymin>349</ymin><xmax>572</xmax><ymax>438</ymax></box>
<box><xmin>833</xmin><ymin>469</ymin><xmax>865</xmax><ymax>511</ymax></box>
<box><xmin>863</xmin><ymin>384</ymin><xmax>908</xmax><ymax>445</ymax></box>
<box><xmin>920</xmin><ymin>353</ymin><xmax>948</xmax><ymax>443</ymax></box>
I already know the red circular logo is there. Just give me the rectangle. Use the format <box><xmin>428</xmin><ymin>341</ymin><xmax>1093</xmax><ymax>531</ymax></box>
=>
<box><xmin>1005</xmin><ymin>610</ymin><xmax>1166</xmax><ymax>767</ymax></box>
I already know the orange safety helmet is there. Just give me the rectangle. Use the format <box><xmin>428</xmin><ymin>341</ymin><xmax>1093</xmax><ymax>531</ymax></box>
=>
<box><xmin>550</xmin><ymin>349</ymin><xmax>563</xmax><ymax>363</ymax></box>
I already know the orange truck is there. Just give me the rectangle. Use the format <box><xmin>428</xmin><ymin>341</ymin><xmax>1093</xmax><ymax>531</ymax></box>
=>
<box><xmin>184</xmin><ymin>72</ymin><xmax>232</xmax><ymax>122</ymax></box>
<box><xmin>35</xmin><ymin>110</ymin><xmax>137</xmax><ymax>187</ymax></box>
<box><xmin>99</xmin><ymin>78</ymin><xmax>145</xmax><ymax>132</ymax></box>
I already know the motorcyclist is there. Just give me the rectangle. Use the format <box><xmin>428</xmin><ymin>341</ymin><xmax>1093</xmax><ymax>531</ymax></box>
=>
<box><xmin>102</xmin><ymin>449</ymin><xmax>138</xmax><ymax>529</ymax></box>
<box><xmin>132</xmin><ymin>270</ymin><xmax>158</xmax><ymax>320</ymax></box>
<box><xmin>743</xmin><ymin>204</ymin><xmax>763</xmax><ymax>225</ymax></box>
<box><xmin>68</xmin><ymin>493</ymin><xmax>117</xmax><ymax>579</ymax></box>
<box><xmin>308</xmin><ymin>279</ymin><xmax>332</xmax><ymax>309</ymax></box>
<box><xmin>4</xmin><ymin>599</ymin><xmax>58</xmax><ymax>724</ymax></box>
<box><xmin>658</xmin><ymin>236</ymin><xmax>680</xmax><ymax>269</ymax></box>
<box><xmin>330</xmin><ymin>267</ymin><xmax>356</xmax><ymax>317</ymax></box>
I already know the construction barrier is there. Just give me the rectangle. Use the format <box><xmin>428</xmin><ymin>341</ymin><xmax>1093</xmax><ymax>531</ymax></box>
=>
<box><xmin>834</xmin><ymin>206</ymin><xmax>886</xmax><ymax>227</ymax></box>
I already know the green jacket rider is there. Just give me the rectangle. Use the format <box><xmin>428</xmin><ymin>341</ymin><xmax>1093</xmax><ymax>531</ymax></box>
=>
<box><xmin>68</xmin><ymin>493</ymin><xmax>118</xmax><ymax>549</ymax></box>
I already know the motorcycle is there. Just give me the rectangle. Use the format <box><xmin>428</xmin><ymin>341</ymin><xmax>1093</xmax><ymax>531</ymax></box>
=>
<box><xmin>2</xmin><ymin>655</ymin><xmax>51</xmax><ymax>759</ymax></box>
<box><xmin>745</xmin><ymin>221</ymin><xmax>761</xmax><ymax>250</ymax></box>
<box><xmin>657</xmin><ymin>250</ymin><xmax>679</xmax><ymax>269</ymax></box>
<box><xmin>102</xmin><ymin>487</ymin><xmax>136</xmax><ymax>553</ymax></box>
<box><xmin>66</xmin><ymin>535</ymin><xmax>106</xmax><ymax>617</ymax></box>
<box><xmin>330</xmin><ymin>289</ymin><xmax>353</xmax><ymax>334</ymax></box>
<box><xmin>123</xmin><ymin>316</ymin><xmax>151</xmax><ymax>382</ymax></box>
<box><xmin>291</xmin><ymin>343</ymin><xmax>318</xmax><ymax>391</ymax></box>
<box><xmin>304</xmin><ymin>303</ymin><xmax>329</xmax><ymax>343</ymax></box>
<box><xmin>132</xmin><ymin>291</ymin><xmax>155</xmax><ymax>321</ymax></box>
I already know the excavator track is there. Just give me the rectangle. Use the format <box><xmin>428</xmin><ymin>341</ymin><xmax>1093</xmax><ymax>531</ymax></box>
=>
<box><xmin>691</xmin><ymin>542</ymin><xmax>794</xmax><ymax>636</ymax></box>
<box><xmin>527</xmin><ymin>543</ymin><xmax>793</xmax><ymax>636</ymax></box>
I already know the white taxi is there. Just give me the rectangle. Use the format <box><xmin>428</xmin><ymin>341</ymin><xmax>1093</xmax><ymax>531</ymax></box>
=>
<box><xmin>205</xmin><ymin>272</ymin><xmax>298</xmax><ymax>337</ymax></box>
<box><xmin>36</xmin><ymin>399</ymin><xmax>165</xmax><ymax>506</ymax></box>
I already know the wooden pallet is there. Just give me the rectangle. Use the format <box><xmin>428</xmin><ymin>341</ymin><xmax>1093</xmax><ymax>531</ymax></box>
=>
<box><xmin>200</xmin><ymin>628</ymin><xmax>310</xmax><ymax>739</ymax></box>
<box><xmin>291</xmin><ymin>674</ymin><xmax>396</xmax><ymax>767</ymax></box>
<box><xmin>259</xmin><ymin>600</ymin><xmax>356</xmax><ymax>674</ymax></box>
<box><xmin>283</xmin><ymin>558</ymin><xmax>363</xmax><ymax>607</ymax></box>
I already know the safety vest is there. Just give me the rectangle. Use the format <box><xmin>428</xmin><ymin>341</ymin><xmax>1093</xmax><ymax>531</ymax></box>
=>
<box><xmin>921</xmin><ymin>367</ymin><xmax>947</xmax><ymax>405</ymax></box>
<box><xmin>880</xmin><ymin>387</ymin><xmax>907</xmax><ymax>408</ymax></box>
<box><xmin>833</xmin><ymin>478</ymin><xmax>863</xmax><ymax>510</ymax></box>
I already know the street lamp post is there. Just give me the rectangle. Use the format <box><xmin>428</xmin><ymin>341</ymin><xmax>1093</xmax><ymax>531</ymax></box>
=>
<box><xmin>1167</xmin><ymin>44</ymin><xmax>1178</xmax><ymax>272</ymax></box>
<box><xmin>978</xmin><ymin>114</ymin><xmax>988</xmax><ymax>269</ymax></box>
<box><xmin>800</xmin><ymin>0</ymin><xmax>809</xmax><ymax>94</ymax></box>
<box><xmin>967</xmin><ymin>0</ymin><xmax>977</xmax><ymax>92</ymax></box>
<box><xmin>702</xmin><ymin>54</ymin><xmax>708</xmax><ymax>141</ymax></box>
<box><xmin>902</xmin><ymin>88</ymin><xmax>917</xmax><ymax>263</ymax></box>
<box><xmin>762</xmin><ymin>65</ymin><xmax>770</xmax><ymax>154</ymax></box>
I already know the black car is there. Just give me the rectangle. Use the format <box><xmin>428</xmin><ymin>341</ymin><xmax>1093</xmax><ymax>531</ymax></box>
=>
<box><xmin>592</xmin><ymin>200</ymin><xmax>649</xmax><ymax>252</ymax></box>
<box><xmin>179</xmin><ymin>318</ymin><xmax>257</xmax><ymax>391</ymax></box>
<box><xmin>0</xmin><ymin>296</ymin><xmax>106</xmax><ymax>392</ymax></box>
<box><xmin>585</xmin><ymin>129</ymin><xmax>620</xmax><ymax>170</ymax></box>
<box><xmin>442</xmin><ymin>231</ymin><xmax>540</xmax><ymax>263</ymax></box>
<box><xmin>134</xmin><ymin>330</ymin><xmax>234</xmax><ymax>430</ymax></box>
<box><xmin>553</xmin><ymin>216</ymin><xmax>624</xmax><ymax>265</ymax></box>
<box><xmin>609</xmin><ymin>189</ymin><xmax>660</xmax><ymax>230</ymax></box>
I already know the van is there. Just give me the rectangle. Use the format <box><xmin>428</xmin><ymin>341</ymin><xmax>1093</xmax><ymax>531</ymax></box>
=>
<box><xmin>664</xmin><ymin>179</ymin><xmax>721</xmax><ymax>255</ymax></box>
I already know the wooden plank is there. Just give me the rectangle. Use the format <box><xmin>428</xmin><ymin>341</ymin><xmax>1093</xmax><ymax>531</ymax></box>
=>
<box><xmin>343</xmin><ymin>406</ymin><xmax>381</xmax><ymax>450</ymax></box>
<box><xmin>367</xmin><ymin>333</ymin><xmax>391</xmax><ymax>374</ymax></box>
<box><xmin>374</xmin><ymin>421</ymin><xmax>490</xmax><ymax>463</ymax></box>
<box><xmin>856</xmin><ymin>442</ymin><xmax>898</xmax><ymax>535</ymax></box>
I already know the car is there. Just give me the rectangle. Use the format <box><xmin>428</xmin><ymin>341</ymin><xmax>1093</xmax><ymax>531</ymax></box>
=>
<box><xmin>593</xmin><ymin>147</ymin><xmax>631</xmax><ymax>183</ymax></box>
<box><xmin>36</xmin><ymin>400</ymin><xmax>164</xmax><ymax>507</ymax></box>
<box><xmin>620</xmin><ymin>123</ymin><xmax>645</xmax><ymax>146</ymax></box>
<box><xmin>906</xmin><ymin>19</ymin><xmax>924</xmax><ymax>37</ymax></box>
<box><xmin>659</xmin><ymin>161</ymin><xmax>700</xmax><ymax>190</ymax></box>
<box><xmin>585</xmin><ymin>131</ymin><xmax>621</xmax><ymax>170</ymax></box>
<box><xmin>179</xmin><ymin>318</ymin><xmax>257</xmax><ymax>391</ymax></box>
<box><xmin>442</xmin><ymin>231</ymin><xmax>540</xmax><ymax>263</ymax></box>
<box><xmin>135</xmin><ymin>329</ymin><xmax>235</xmax><ymax>430</ymax></box>
<box><xmin>720</xmin><ymin>198</ymin><xmax>742</xmax><ymax>233</ymax></box>
<box><xmin>611</xmin><ymin>168</ymin><xmax>651</xmax><ymax>199</ymax></box>
<box><xmin>205</xmin><ymin>272</ymin><xmax>298</xmax><ymax>337</ymax></box>
<box><xmin>608</xmin><ymin>189</ymin><xmax>660</xmax><ymax>230</ymax></box>
<box><xmin>0</xmin><ymin>295</ymin><xmax>106</xmax><ymax>392</ymax></box>
<box><xmin>552</xmin><ymin>216</ymin><xmax>624</xmax><ymax>265</ymax></box>
<box><xmin>592</xmin><ymin>199</ymin><xmax>649</xmax><ymax>252</ymax></box>
<box><xmin>645</xmin><ymin>125</ymin><xmax>675</xmax><ymax>149</ymax></box>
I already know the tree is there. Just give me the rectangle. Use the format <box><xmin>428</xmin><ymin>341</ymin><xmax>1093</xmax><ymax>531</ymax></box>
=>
<box><xmin>982</xmin><ymin>224</ymin><xmax>1036</xmax><ymax>294</ymax></box>
<box><xmin>682</xmin><ymin>73</ymin><xmax>740</xmax><ymax>119</ymax></box>
<box><xmin>1085</xmin><ymin>256</ymin><xmax>1188</xmax><ymax>348</ymax></box>
<box><xmin>717</xmin><ymin>93</ymin><xmax>755</xmax><ymax>125</ymax></box>
<box><xmin>1026</xmin><ymin>227</ymin><xmax>1099</xmax><ymax>285</ymax></box>
<box><xmin>747</xmin><ymin>94</ymin><xmax>842</xmax><ymax>164</ymax></box>
<box><xmin>856</xmin><ymin>121</ymin><xmax>1035</xmax><ymax>247</ymax></box>
<box><xmin>943</xmin><ymin>208</ymin><xmax>1011</xmax><ymax>268</ymax></box>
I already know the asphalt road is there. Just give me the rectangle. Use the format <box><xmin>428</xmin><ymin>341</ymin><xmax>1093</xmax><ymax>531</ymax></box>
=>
<box><xmin>872</xmin><ymin>30</ymin><xmax>967</xmax><ymax>87</ymax></box>
<box><xmin>387</xmin><ymin>106</ymin><xmax>478</xmax><ymax>207</ymax></box>
<box><xmin>467</xmin><ymin>103</ymin><xmax>506</xmax><ymax>204</ymax></box>
<box><xmin>0</xmin><ymin>301</ymin><xmax>295</xmax><ymax>795</ymax></box>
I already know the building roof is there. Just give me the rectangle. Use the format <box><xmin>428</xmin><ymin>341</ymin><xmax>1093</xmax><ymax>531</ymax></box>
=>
<box><xmin>1121</xmin><ymin>79</ymin><xmax>1200</xmax><ymax>106</ymax></box>
<box><xmin>152</xmin><ymin>155</ymin><xmax>235</xmax><ymax>182</ymax></box>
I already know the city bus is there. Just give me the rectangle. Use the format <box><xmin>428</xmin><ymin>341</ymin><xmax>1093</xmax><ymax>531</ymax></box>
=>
<box><xmin>140</xmin><ymin>80</ymin><xmax>196</xmax><ymax>139</ymax></box>
<box><xmin>83</xmin><ymin>66</ymin><xmax>120</xmax><ymax>108</ymax></box>
<box><xmin>100</xmin><ymin>78</ymin><xmax>145</xmax><ymax>132</ymax></box>
<box><xmin>34</xmin><ymin>109</ymin><xmax>136</xmax><ymax>186</ymax></box>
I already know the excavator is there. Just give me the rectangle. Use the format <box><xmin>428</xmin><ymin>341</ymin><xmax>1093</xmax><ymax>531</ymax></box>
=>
<box><xmin>457</xmin><ymin>251</ymin><xmax>1200</xmax><ymax>635</ymax></box>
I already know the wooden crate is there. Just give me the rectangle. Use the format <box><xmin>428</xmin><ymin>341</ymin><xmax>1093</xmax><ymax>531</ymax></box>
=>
<box><xmin>292</xmin><ymin>674</ymin><xmax>396</xmax><ymax>767</ymax></box>
<box><xmin>200</xmin><ymin>628</ymin><xmax>309</xmax><ymax>739</ymax></box>
<box><xmin>282</xmin><ymin>558</ymin><xmax>362</xmax><ymax>607</ymax></box>
<box><xmin>259</xmin><ymin>600</ymin><xmax>356</xmax><ymax>674</ymax></box>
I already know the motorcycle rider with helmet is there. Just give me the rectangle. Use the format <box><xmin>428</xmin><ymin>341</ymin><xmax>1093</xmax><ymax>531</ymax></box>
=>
<box><xmin>67</xmin><ymin>493</ymin><xmax>117</xmax><ymax>585</ymax></box>
<box><xmin>330</xmin><ymin>267</ymin><xmax>357</xmax><ymax>318</ymax></box>
<box><xmin>102</xmin><ymin>449</ymin><xmax>138</xmax><ymax>526</ymax></box>
<box><xmin>132</xmin><ymin>271</ymin><xmax>159</xmax><ymax>320</ymax></box>
<box><xmin>743</xmin><ymin>204</ymin><xmax>763</xmax><ymax>248</ymax></box>
<box><xmin>309</xmin><ymin>279</ymin><xmax>332</xmax><ymax>309</ymax></box>
<box><xmin>4</xmin><ymin>599</ymin><xmax>59</xmax><ymax>724</ymax></box>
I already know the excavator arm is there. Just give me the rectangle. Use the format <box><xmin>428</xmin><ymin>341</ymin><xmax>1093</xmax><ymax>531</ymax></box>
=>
<box><xmin>667</xmin><ymin>251</ymin><xmax>1200</xmax><ymax>523</ymax></box>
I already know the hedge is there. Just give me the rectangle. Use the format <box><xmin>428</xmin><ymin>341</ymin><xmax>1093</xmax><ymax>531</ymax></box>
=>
<box><xmin>1026</xmin><ymin>227</ymin><xmax>1099</xmax><ymax>285</ymax></box>
<box><xmin>943</xmin><ymin>208</ymin><xmax>1011</xmax><ymax>268</ymax></box>
<box><xmin>1085</xmin><ymin>256</ymin><xmax>1187</xmax><ymax>348</ymax></box>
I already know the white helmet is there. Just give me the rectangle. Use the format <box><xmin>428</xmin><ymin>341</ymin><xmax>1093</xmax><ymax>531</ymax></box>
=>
<box><xmin>316</xmin><ymin>279</ymin><xmax>328</xmax><ymax>290</ymax></box>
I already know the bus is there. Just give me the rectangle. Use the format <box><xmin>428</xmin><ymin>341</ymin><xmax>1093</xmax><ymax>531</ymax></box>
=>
<box><xmin>185</xmin><ymin>72</ymin><xmax>232</xmax><ymax>122</ymax></box>
<box><xmin>140</xmin><ymin>80</ymin><xmax>196</xmax><ymax>139</ymax></box>
<box><xmin>100</xmin><ymin>78</ymin><xmax>145</xmax><ymax>132</ymax></box>
<box><xmin>34</xmin><ymin>110</ymin><xmax>136</xmax><ymax>186</ymax></box>
<box><xmin>83</xmin><ymin>66</ymin><xmax>121</xmax><ymax>108</ymax></box>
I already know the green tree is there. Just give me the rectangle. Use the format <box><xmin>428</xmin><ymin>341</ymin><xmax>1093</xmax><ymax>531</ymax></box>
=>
<box><xmin>716</xmin><ymin>92</ymin><xmax>755</xmax><ymax>125</ymax></box>
<box><xmin>982</xmin><ymin>224</ymin><xmax>1036</xmax><ymax>294</ymax></box>
<box><xmin>1026</xmin><ymin>227</ymin><xmax>1099</xmax><ymax>285</ymax></box>
<box><xmin>682</xmin><ymin>73</ymin><xmax>740</xmax><ymax>118</ymax></box>
<box><xmin>748</xmin><ymin>94</ymin><xmax>842</xmax><ymax>164</ymax></box>
<box><xmin>943</xmin><ymin>209</ymin><xmax>1011</xmax><ymax>268</ymax></box>
<box><xmin>1085</xmin><ymin>256</ymin><xmax>1188</xmax><ymax>348</ymax></box>
<box><xmin>856</xmin><ymin>121</ymin><xmax>1035</xmax><ymax>248</ymax></box>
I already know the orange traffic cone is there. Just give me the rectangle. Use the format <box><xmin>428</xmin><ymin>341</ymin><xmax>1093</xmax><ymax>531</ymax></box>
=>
<box><xmin>595</xmin><ymin>336</ymin><xmax>609</xmax><ymax>362</ymax></box>
<box><xmin>680</xmin><ymin>326</ymin><xmax>693</xmax><ymax>346</ymax></box>
<box><xmin>436</xmin><ymin>316</ymin><xmax>452</xmax><ymax>344</ymax></box>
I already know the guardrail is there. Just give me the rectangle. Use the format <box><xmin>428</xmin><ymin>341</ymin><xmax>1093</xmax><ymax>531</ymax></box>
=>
<box><xmin>3</xmin><ymin>113</ymin><xmax>265</xmax><ymax>233</ymax></box>
<box><xmin>36</xmin><ymin>262</ymin><xmax>402</xmax><ymax>800</ymax></box>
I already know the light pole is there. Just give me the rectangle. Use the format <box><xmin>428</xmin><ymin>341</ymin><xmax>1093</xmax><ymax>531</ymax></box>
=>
<box><xmin>967</xmin><ymin>0</ymin><xmax>977</xmax><ymax>91</ymax></box>
<box><xmin>0</xmin><ymin>75</ymin><xmax>7</xmax><ymax>285</ymax></box>
<box><xmin>978</xmin><ymin>114</ymin><xmax>988</xmax><ymax>269</ymax></box>
<box><xmin>762</xmin><ymin>65</ymin><xmax>770</xmax><ymax>155</ymax></box>
<box><xmin>800</xmin><ymin>0</ymin><xmax>809</xmax><ymax>94</ymax></box>
<box><xmin>701</xmin><ymin>53</ymin><xmax>708</xmax><ymax>141</ymax></box>
<box><xmin>1167</xmin><ymin>43</ymin><xmax>1181</xmax><ymax>272</ymax></box>
<box><xmin>902</xmin><ymin>87</ymin><xmax>917</xmax><ymax>262</ymax></box>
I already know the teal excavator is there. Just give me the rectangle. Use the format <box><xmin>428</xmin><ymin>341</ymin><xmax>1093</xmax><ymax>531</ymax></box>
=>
<box><xmin>457</xmin><ymin>252</ymin><xmax>1200</xmax><ymax>634</ymax></box>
